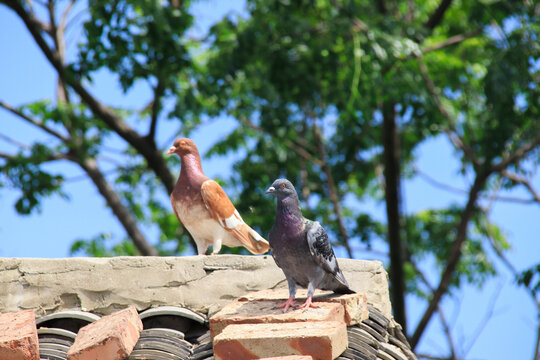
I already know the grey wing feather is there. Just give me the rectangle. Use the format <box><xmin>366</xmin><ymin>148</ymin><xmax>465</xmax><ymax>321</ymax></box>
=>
<box><xmin>306</xmin><ymin>221</ymin><xmax>349</xmax><ymax>286</ymax></box>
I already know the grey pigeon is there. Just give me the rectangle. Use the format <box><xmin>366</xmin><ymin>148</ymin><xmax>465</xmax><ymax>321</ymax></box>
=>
<box><xmin>266</xmin><ymin>178</ymin><xmax>354</xmax><ymax>311</ymax></box>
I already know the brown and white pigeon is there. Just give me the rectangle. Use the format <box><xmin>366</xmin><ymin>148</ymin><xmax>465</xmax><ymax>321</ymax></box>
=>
<box><xmin>166</xmin><ymin>138</ymin><xmax>269</xmax><ymax>255</ymax></box>
<box><xmin>266</xmin><ymin>178</ymin><xmax>354</xmax><ymax>312</ymax></box>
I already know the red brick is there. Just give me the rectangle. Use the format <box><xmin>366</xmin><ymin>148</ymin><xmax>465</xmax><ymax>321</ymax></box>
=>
<box><xmin>0</xmin><ymin>310</ymin><xmax>39</xmax><ymax>360</ymax></box>
<box><xmin>239</xmin><ymin>289</ymin><xmax>369</xmax><ymax>325</ymax></box>
<box><xmin>213</xmin><ymin>321</ymin><xmax>347</xmax><ymax>360</ymax></box>
<box><xmin>317</xmin><ymin>292</ymin><xmax>368</xmax><ymax>325</ymax></box>
<box><xmin>67</xmin><ymin>306</ymin><xmax>142</xmax><ymax>360</ymax></box>
<box><xmin>210</xmin><ymin>299</ymin><xmax>344</xmax><ymax>339</ymax></box>
<box><xmin>261</xmin><ymin>356</ymin><xmax>313</xmax><ymax>360</ymax></box>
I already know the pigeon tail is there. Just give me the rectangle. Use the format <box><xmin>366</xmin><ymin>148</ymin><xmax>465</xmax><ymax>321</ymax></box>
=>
<box><xmin>333</xmin><ymin>283</ymin><xmax>356</xmax><ymax>294</ymax></box>
<box><xmin>244</xmin><ymin>224</ymin><xmax>270</xmax><ymax>254</ymax></box>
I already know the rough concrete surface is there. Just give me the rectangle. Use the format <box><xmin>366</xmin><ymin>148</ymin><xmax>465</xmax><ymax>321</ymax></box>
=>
<box><xmin>0</xmin><ymin>255</ymin><xmax>391</xmax><ymax>318</ymax></box>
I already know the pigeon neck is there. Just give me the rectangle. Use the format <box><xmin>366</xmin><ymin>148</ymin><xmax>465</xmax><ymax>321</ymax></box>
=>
<box><xmin>179</xmin><ymin>152</ymin><xmax>205</xmax><ymax>184</ymax></box>
<box><xmin>276</xmin><ymin>196</ymin><xmax>304</xmax><ymax>229</ymax></box>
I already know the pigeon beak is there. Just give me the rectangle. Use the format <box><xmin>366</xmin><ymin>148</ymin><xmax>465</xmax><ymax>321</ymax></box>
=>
<box><xmin>165</xmin><ymin>146</ymin><xmax>176</xmax><ymax>155</ymax></box>
<box><xmin>265</xmin><ymin>186</ymin><xmax>276</xmax><ymax>194</ymax></box>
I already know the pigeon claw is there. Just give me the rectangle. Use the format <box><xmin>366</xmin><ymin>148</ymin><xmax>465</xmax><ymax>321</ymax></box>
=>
<box><xmin>297</xmin><ymin>296</ymin><xmax>319</xmax><ymax>312</ymax></box>
<box><xmin>275</xmin><ymin>297</ymin><xmax>297</xmax><ymax>313</ymax></box>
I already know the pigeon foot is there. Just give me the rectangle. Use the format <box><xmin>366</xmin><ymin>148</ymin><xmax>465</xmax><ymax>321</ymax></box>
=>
<box><xmin>275</xmin><ymin>296</ymin><xmax>297</xmax><ymax>313</ymax></box>
<box><xmin>297</xmin><ymin>296</ymin><xmax>319</xmax><ymax>312</ymax></box>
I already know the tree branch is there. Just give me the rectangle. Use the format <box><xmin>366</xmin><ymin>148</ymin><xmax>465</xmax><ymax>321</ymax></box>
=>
<box><xmin>408</xmin><ymin>252</ymin><xmax>456</xmax><ymax>358</ymax></box>
<box><xmin>328</xmin><ymin>0</ymin><xmax>369</xmax><ymax>32</ymax></box>
<box><xmin>416</xmin><ymin>55</ymin><xmax>479</xmax><ymax>169</ymax></box>
<box><xmin>0</xmin><ymin>150</ymin><xmax>69</xmax><ymax>163</ymax></box>
<box><xmin>0</xmin><ymin>133</ymin><xmax>31</xmax><ymax>149</ymax></box>
<box><xmin>417</xmin><ymin>354</ymin><xmax>453</xmax><ymax>360</ymax></box>
<box><xmin>436</xmin><ymin>304</ymin><xmax>457</xmax><ymax>360</ymax></box>
<box><xmin>2</xmin><ymin>0</ymin><xmax>66</xmax><ymax>80</ymax></box>
<box><xmin>501</xmin><ymin>171</ymin><xmax>540</xmax><ymax>202</ymax></box>
<box><xmin>463</xmin><ymin>284</ymin><xmax>502</xmax><ymax>357</ymax></box>
<box><xmin>424</xmin><ymin>0</ymin><xmax>453</xmax><ymax>29</ymax></box>
<box><xmin>411</xmin><ymin>171</ymin><xmax>488</xmax><ymax>348</ymax></box>
<box><xmin>0</xmin><ymin>100</ymin><xmax>69</xmax><ymax>141</ymax></box>
<box><xmin>148</xmin><ymin>79</ymin><xmax>164</xmax><ymax>144</ymax></box>
<box><xmin>484</xmin><ymin>206</ymin><xmax>540</xmax><ymax>360</ymax></box>
<box><xmin>3</xmin><ymin>1</ymin><xmax>176</xmax><ymax>194</ymax></box>
<box><xmin>299</xmin><ymin>118</ymin><xmax>311</xmax><ymax>207</ymax></box>
<box><xmin>422</xmin><ymin>28</ymin><xmax>483</xmax><ymax>54</ymax></box>
<box><xmin>79</xmin><ymin>157</ymin><xmax>159</xmax><ymax>256</ymax></box>
<box><xmin>237</xmin><ymin>116</ymin><xmax>323</xmax><ymax>167</ymax></box>
<box><xmin>47</xmin><ymin>0</ymin><xmax>73</xmax><ymax>103</ymax></box>
<box><xmin>491</xmin><ymin>132</ymin><xmax>540</xmax><ymax>174</ymax></box>
<box><xmin>414</xmin><ymin>164</ymin><xmax>537</xmax><ymax>204</ymax></box>
<box><xmin>312</xmin><ymin>122</ymin><xmax>354</xmax><ymax>259</ymax></box>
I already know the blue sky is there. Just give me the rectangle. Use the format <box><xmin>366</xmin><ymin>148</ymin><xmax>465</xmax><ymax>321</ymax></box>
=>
<box><xmin>1</xmin><ymin>1</ymin><xmax>539</xmax><ymax>359</ymax></box>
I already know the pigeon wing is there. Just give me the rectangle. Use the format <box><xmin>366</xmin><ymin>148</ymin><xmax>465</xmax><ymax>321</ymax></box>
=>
<box><xmin>201</xmin><ymin>179</ymin><xmax>269</xmax><ymax>254</ymax></box>
<box><xmin>306</xmin><ymin>221</ymin><xmax>349</xmax><ymax>287</ymax></box>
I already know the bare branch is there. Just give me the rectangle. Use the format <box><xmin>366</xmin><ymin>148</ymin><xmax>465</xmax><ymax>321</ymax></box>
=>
<box><xmin>490</xmin><ymin>19</ymin><xmax>509</xmax><ymax>47</ymax></box>
<box><xmin>0</xmin><ymin>100</ymin><xmax>69</xmax><ymax>141</ymax></box>
<box><xmin>417</xmin><ymin>354</ymin><xmax>453</xmax><ymax>360</ymax></box>
<box><xmin>491</xmin><ymin>132</ymin><xmax>540</xmax><ymax>174</ymax></box>
<box><xmin>237</xmin><ymin>116</ymin><xmax>323</xmax><ymax>167</ymax></box>
<box><xmin>414</xmin><ymin>165</ymin><xmax>537</xmax><ymax>204</ymax></box>
<box><xmin>501</xmin><ymin>171</ymin><xmax>540</xmax><ymax>202</ymax></box>
<box><xmin>313</xmin><ymin>121</ymin><xmax>354</xmax><ymax>259</ymax></box>
<box><xmin>0</xmin><ymin>133</ymin><xmax>31</xmax><ymax>149</ymax></box>
<box><xmin>2</xmin><ymin>0</ymin><xmax>65</xmax><ymax>78</ymax></box>
<box><xmin>3</xmin><ymin>0</ymin><xmax>176</xmax><ymax>194</ymax></box>
<box><xmin>79</xmin><ymin>157</ymin><xmax>159</xmax><ymax>256</ymax></box>
<box><xmin>47</xmin><ymin>0</ymin><xmax>71</xmax><ymax>103</ymax></box>
<box><xmin>408</xmin><ymin>254</ymin><xmax>457</xmax><ymax>358</ymax></box>
<box><xmin>59</xmin><ymin>0</ymin><xmax>75</xmax><ymax>33</ymax></box>
<box><xmin>463</xmin><ymin>284</ymin><xmax>503</xmax><ymax>356</ymax></box>
<box><xmin>437</xmin><ymin>305</ymin><xmax>457</xmax><ymax>360</ymax></box>
<box><xmin>64</xmin><ymin>6</ymin><xmax>87</xmax><ymax>33</ymax></box>
<box><xmin>148</xmin><ymin>79</ymin><xmax>164</xmax><ymax>144</ymax></box>
<box><xmin>22</xmin><ymin>0</ymin><xmax>53</xmax><ymax>34</ymax></box>
<box><xmin>299</xmin><ymin>118</ymin><xmax>311</xmax><ymax>207</ymax></box>
<box><xmin>483</xmin><ymin>202</ymin><xmax>540</xmax><ymax>360</ymax></box>
<box><xmin>422</xmin><ymin>28</ymin><xmax>483</xmax><ymax>54</ymax></box>
<box><xmin>0</xmin><ymin>149</ymin><xmax>69</xmax><ymax>163</ymax></box>
<box><xmin>0</xmin><ymin>151</ymin><xmax>15</xmax><ymax>159</ymax></box>
<box><xmin>416</xmin><ymin>55</ymin><xmax>479</xmax><ymax>168</ymax></box>
<box><xmin>328</xmin><ymin>0</ymin><xmax>369</xmax><ymax>32</ymax></box>
<box><xmin>411</xmin><ymin>171</ymin><xmax>488</xmax><ymax>348</ymax></box>
<box><xmin>425</xmin><ymin>0</ymin><xmax>453</xmax><ymax>29</ymax></box>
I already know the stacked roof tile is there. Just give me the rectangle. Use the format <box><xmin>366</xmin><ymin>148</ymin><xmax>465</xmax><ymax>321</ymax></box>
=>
<box><xmin>28</xmin><ymin>302</ymin><xmax>416</xmax><ymax>360</ymax></box>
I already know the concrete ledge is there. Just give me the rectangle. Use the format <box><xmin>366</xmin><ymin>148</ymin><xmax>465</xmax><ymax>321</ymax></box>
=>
<box><xmin>0</xmin><ymin>256</ymin><xmax>391</xmax><ymax>318</ymax></box>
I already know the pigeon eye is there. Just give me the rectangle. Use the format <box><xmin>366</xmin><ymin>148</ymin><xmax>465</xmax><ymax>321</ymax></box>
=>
<box><xmin>280</xmin><ymin>184</ymin><xmax>286</xmax><ymax>189</ymax></box>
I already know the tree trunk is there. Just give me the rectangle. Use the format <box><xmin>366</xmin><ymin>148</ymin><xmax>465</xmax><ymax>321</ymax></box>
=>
<box><xmin>382</xmin><ymin>102</ymin><xmax>407</xmax><ymax>333</ymax></box>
